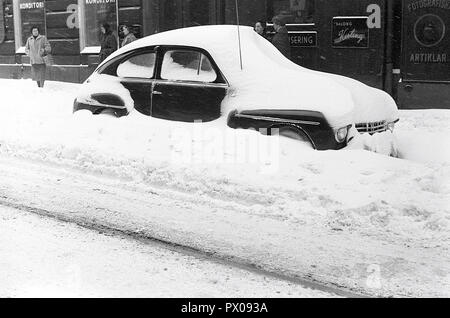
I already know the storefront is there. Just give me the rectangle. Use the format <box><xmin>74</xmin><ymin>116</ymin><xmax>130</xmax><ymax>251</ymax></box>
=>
<box><xmin>0</xmin><ymin>0</ymin><xmax>448</xmax><ymax>109</ymax></box>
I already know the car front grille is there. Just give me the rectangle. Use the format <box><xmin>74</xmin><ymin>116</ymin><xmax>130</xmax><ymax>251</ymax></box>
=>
<box><xmin>355</xmin><ymin>121</ymin><xmax>388</xmax><ymax>134</ymax></box>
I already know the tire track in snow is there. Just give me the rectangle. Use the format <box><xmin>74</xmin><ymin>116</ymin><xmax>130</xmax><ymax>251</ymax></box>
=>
<box><xmin>0</xmin><ymin>197</ymin><xmax>363</xmax><ymax>298</ymax></box>
<box><xmin>1</xmin><ymin>155</ymin><xmax>446</xmax><ymax>297</ymax></box>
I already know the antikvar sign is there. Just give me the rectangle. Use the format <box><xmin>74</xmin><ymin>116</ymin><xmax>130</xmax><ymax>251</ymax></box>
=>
<box><xmin>332</xmin><ymin>17</ymin><xmax>369</xmax><ymax>48</ymax></box>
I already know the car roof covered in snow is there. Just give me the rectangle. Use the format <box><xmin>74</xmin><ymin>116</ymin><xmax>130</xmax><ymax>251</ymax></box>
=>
<box><xmin>98</xmin><ymin>25</ymin><xmax>398</xmax><ymax>128</ymax></box>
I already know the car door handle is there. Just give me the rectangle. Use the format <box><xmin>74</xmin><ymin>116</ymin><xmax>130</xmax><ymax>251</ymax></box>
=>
<box><xmin>152</xmin><ymin>90</ymin><xmax>163</xmax><ymax>95</ymax></box>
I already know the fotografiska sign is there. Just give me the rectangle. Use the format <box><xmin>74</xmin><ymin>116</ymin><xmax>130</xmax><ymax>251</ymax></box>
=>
<box><xmin>408</xmin><ymin>1</ymin><xmax>448</xmax><ymax>64</ymax></box>
<box><xmin>402</xmin><ymin>0</ymin><xmax>449</xmax><ymax>81</ymax></box>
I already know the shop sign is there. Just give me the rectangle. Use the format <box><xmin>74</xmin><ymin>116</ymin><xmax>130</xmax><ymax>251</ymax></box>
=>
<box><xmin>19</xmin><ymin>0</ymin><xmax>44</xmax><ymax>10</ymax></box>
<box><xmin>19</xmin><ymin>0</ymin><xmax>45</xmax><ymax>44</ymax></box>
<box><xmin>67</xmin><ymin>4</ymin><xmax>79</xmax><ymax>29</ymax></box>
<box><xmin>403</xmin><ymin>0</ymin><xmax>449</xmax><ymax>81</ymax></box>
<box><xmin>332</xmin><ymin>17</ymin><xmax>369</xmax><ymax>48</ymax></box>
<box><xmin>289</xmin><ymin>31</ymin><xmax>317</xmax><ymax>47</ymax></box>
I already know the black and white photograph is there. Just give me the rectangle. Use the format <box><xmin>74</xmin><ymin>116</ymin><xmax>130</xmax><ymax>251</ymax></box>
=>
<box><xmin>0</xmin><ymin>0</ymin><xmax>449</xmax><ymax>302</ymax></box>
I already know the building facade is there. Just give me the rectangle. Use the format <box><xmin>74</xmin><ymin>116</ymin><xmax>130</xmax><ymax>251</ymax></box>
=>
<box><xmin>0</xmin><ymin>0</ymin><xmax>448</xmax><ymax>109</ymax></box>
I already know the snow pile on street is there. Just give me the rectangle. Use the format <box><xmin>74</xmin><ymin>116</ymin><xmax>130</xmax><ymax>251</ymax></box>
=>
<box><xmin>0</xmin><ymin>79</ymin><xmax>449</xmax><ymax>297</ymax></box>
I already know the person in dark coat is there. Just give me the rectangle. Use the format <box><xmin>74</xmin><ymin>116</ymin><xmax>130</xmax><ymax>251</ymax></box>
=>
<box><xmin>271</xmin><ymin>16</ymin><xmax>291</xmax><ymax>59</ymax></box>
<box><xmin>25</xmin><ymin>26</ymin><xmax>51</xmax><ymax>88</ymax></box>
<box><xmin>99</xmin><ymin>23</ymin><xmax>117</xmax><ymax>63</ymax></box>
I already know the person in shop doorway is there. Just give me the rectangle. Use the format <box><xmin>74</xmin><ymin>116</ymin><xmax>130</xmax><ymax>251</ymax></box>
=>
<box><xmin>99</xmin><ymin>23</ymin><xmax>118</xmax><ymax>63</ymax></box>
<box><xmin>25</xmin><ymin>26</ymin><xmax>51</xmax><ymax>88</ymax></box>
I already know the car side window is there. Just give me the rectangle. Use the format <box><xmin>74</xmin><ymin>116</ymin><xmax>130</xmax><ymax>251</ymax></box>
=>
<box><xmin>160</xmin><ymin>50</ymin><xmax>217</xmax><ymax>83</ymax></box>
<box><xmin>117</xmin><ymin>52</ymin><xmax>156</xmax><ymax>79</ymax></box>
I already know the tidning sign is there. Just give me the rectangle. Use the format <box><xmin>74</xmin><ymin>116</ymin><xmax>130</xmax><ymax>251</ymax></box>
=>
<box><xmin>403</xmin><ymin>0</ymin><xmax>449</xmax><ymax>81</ymax></box>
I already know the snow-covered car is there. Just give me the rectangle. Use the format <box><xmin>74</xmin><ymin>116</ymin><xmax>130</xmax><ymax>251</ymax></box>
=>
<box><xmin>74</xmin><ymin>25</ymin><xmax>399</xmax><ymax>151</ymax></box>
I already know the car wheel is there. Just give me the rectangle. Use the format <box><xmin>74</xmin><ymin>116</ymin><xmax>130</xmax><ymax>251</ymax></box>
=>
<box><xmin>276</xmin><ymin>126</ymin><xmax>315</xmax><ymax>149</ymax></box>
<box><xmin>99</xmin><ymin>109</ymin><xmax>119</xmax><ymax>117</ymax></box>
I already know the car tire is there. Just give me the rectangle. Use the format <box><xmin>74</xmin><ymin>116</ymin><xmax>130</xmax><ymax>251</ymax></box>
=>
<box><xmin>275</xmin><ymin>126</ymin><xmax>315</xmax><ymax>149</ymax></box>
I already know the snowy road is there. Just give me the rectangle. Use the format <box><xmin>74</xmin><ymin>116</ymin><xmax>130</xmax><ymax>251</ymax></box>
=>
<box><xmin>0</xmin><ymin>204</ymin><xmax>339</xmax><ymax>298</ymax></box>
<box><xmin>0</xmin><ymin>80</ymin><xmax>449</xmax><ymax>298</ymax></box>
<box><xmin>0</xmin><ymin>155</ymin><xmax>448</xmax><ymax>297</ymax></box>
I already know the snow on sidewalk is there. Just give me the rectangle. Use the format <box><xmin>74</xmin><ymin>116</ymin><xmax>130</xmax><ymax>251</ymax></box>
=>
<box><xmin>0</xmin><ymin>79</ymin><xmax>449</xmax><ymax>297</ymax></box>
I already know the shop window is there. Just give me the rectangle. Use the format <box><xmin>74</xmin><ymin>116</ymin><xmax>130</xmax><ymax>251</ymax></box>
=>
<box><xmin>117</xmin><ymin>51</ymin><xmax>156</xmax><ymax>79</ymax></box>
<box><xmin>183</xmin><ymin>0</ymin><xmax>211</xmax><ymax>27</ymax></box>
<box><xmin>161</xmin><ymin>50</ymin><xmax>217</xmax><ymax>83</ymax></box>
<box><xmin>118</xmin><ymin>1</ymin><xmax>142</xmax><ymax>46</ymax></box>
<box><xmin>270</xmin><ymin>0</ymin><xmax>315</xmax><ymax>24</ymax></box>
<box><xmin>78</xmin><ymin>0</ymin><xmax>118</xmax><ymax>54</ymax></box>
<box><xmin>0</xmin><ymin>0</ymin><xmax>14</xmax><ymax>48</ymax></box>
<box><xmin>13</xmin><ymin>0</ymin><xmax>46</xmax><ymax>52</ymax></box>
<box><xmin>159</xmin><ymin>0</ymin><xmax>179</xmax><ymax>32</ymax></box>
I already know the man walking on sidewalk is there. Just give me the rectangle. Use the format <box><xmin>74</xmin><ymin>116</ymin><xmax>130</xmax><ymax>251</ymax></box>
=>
<box><xmin>271</xmin><ymin>16</ymin><xmax>291</xmax><ymax>60</ymax></box>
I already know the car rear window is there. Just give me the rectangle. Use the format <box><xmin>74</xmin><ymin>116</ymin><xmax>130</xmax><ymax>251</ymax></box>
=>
<box><xmin>161</xmin><ymin>50</ymin><xmax>217</xmax><ymax>83</ymax></box>
<box><xmin>117</xmin><ymin>52</ymin><xmax>156</xmax><ymax>79</ymax></box>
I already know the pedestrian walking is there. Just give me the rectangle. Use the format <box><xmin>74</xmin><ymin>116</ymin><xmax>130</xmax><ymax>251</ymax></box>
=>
<box><xmin>25</xmin><ymin>26</ymin><xmax>51</xmax><ymax>88</ymax></box>
<box><xmin>271</xmin><ymin>16</ymin><xmax>291</xmax><ymax>59</ymax></box>
<box><xmin>99</xmin><ymin>23</ymin><xmax>117</xmax><ymax>63</ymax></box>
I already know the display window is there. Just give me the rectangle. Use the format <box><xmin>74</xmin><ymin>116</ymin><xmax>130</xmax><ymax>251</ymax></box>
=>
<box><xmin>78</xmin><ymin>0</ymin><xmax>118</xmax><ymax>54</ymax></box>
<box><xmin>269</xmin><ymin>0</ymin><xmax>315</xmax><ymax>24</ymax></box>
<box><xmin>13</xmin><ymin>0</ymin><xmax>46</xmax><ymax>52</ymax></box>
<box><xmin>0</xmin><ymin>0</ymin><xmax>14</xmax><ymax>47</ymax></box>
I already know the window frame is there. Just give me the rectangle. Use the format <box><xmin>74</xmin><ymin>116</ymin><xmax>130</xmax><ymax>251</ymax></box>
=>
<box><xmin>97</xmin><ymin>47</ymin><xmax>157</xmax><ymax>78</ymax></box>
<box><xmin>116</xmin><ymin>50</ymin><xmax>157</xmax><ymax>80</ymax></box>
<box><xmin>267</xmin><ymin>0</ymin><xmax>316</xmax><ymax>27</ymax></box>
<box><xmin>78</xmin><ymin>0</ymin><xmax>119</xmax><ymax>55</ymax></box>
<box><xmin>13</xmin><ymin>0</ymin><xmax>47</xmax><ymax>54</ymax></box>
<box><xmin>155</xmin><ymin>45</ymin><xmax>228</xmax><ymax>86</ymax></box>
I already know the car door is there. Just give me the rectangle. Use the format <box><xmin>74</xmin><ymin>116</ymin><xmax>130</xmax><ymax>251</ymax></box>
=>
<box><xmin>151</xmin><ymin>47</ymin><xmax>228</xmax><ymax>122</ymax></box>
<box><xmin>116</xmin><ymin>49</ymin><xmax>157</xmax><ymax>116</ymax></box>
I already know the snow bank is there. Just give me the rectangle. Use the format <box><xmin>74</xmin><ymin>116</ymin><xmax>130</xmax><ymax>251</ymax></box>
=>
<box><xmin>1</xmin><ymin>79</ymin><xmax>448</xmax><ymax>231</ymax></box>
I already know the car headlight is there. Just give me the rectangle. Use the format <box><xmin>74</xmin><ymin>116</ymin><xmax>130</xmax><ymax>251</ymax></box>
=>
<box><xmin>387</xmin><ymin>122</ymin><xmax>396</xmax><ymax>133</ymax></box>
<box><xmin>335</xmin><ymin>126</ymin><xmax>349</xmax><ymax>143</ymax></box>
